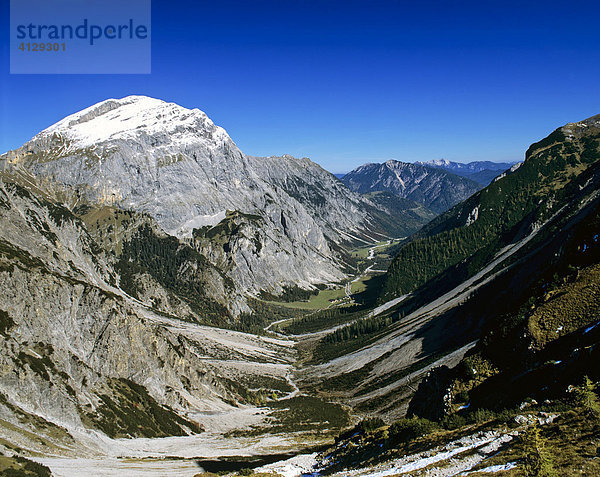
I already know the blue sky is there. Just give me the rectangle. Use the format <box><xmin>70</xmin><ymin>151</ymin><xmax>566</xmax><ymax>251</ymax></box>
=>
<box><xmin>1</xmin><ymin>0</ymin><xmax>600</xmax><ymax>173</ymax></box>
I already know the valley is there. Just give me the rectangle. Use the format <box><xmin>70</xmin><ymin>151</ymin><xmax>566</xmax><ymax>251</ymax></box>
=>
<box><xmin>0</xmin><ymin>99</ymin><xmax>599</xmax><ymax>477</ymax></box>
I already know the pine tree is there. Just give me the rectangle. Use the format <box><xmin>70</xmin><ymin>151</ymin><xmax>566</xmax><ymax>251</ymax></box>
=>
<box><xmin>576</xmin><ymin>376</ymin><xmax>600</xmax><ymax>417</ymax></box>
<box><xmin>522</xmin><ymin>423</ymin><xmax>555</xmax><ymax>477</ymax></box>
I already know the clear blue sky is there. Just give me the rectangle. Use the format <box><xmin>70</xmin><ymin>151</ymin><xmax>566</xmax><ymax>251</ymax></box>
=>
<box><xmin>1</xmin><ymin>0</ymin><xmax>600</xmax><ymax>173</ymax></box>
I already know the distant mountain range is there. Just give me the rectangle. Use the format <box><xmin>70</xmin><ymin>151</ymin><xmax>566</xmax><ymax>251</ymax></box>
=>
<box><xmin>340</xmin><ymin>160</ymin><xmax>482</xmax><ymax>213</ymax></box>
<box><xmin>416</xmin><ymin>158</ymin><xmax>517</xmax><ymax>185</ymax></box>
<box><xmin>338</xmin><ymin>159</ymin><xmax>515</xmax><ymax>187</ymax></box>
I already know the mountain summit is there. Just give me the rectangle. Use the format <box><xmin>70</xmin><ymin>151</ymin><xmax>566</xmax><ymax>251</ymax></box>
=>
<box><xmin>38</xmin><ymin>95</ymin><xmax>232</xmax><ymax>150</ymax></box>
<box><xmin>1</xmin><ymin>96</ymin><xmax>429</xmax><ymax>296</ymax></box>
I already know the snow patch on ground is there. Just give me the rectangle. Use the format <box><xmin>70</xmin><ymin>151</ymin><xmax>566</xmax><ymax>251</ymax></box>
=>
<box><xmin>169</xmin><ymin>210</ymin><xmax>227</xmax><ymax>237</ymax></box>
<box><xmin>255</xmin><ymin>452</ymin><xmax>319</xmax><ymax>477</ymax></box>
<box><xmin>460</xmin><ymin>461</ymin><xmax>518</xmax><ymax>475</ymax></box>
<box><xmin>339</xmin><ymin>430</ymin><xmax>516</xmax><ymax>477</ymax></box>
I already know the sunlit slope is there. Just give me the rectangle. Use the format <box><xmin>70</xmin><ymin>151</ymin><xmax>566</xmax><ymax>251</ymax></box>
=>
<box><xmin>383</xmin><ymin>114</ymin><xmax>600</xmax><ymax>301</ymax></box>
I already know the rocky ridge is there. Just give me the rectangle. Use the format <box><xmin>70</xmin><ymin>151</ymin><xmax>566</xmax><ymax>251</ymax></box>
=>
<box><xmin>0</xmin><ymin>96</ymin><xmax>429</xmax><ymax>296</ymax></box>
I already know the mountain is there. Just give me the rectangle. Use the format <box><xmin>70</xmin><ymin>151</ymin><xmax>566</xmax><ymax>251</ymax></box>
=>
<box><xmin>341</xmin><ymin>160</ymin><xmax>482</xmax><ymax>213</ymax></box>
<box><xmin>0</xmin><ymin>97</ymin><xmax>439</xmax><ymax>470</ymax></box>
<box><xmin>0</xmin><ymin>175</ymin><xmax>301</xmax><ymax>455</ymax></box>
<box><xmin>416</xmin><ymin>158</ymin><xmax>517</xmax><ymax>185</ymax></box>
<box><xmin>298</xmin><ymin>113</ymin><xmax>600</xmax><ymax>422</ymax></box>
<box><xmin>0</xmin><ymin>96</ymin><xmax>430</xmax><ymax>298</ymax></box>
<box><xmin>305</xmin><ymin>115</ymin><xmax>600</xmax><ymax>476</ymax></box>
<box><xmin>382</xmin><ymin>114</ymin><xmax>600</xmax><ymax>301</ymax></box>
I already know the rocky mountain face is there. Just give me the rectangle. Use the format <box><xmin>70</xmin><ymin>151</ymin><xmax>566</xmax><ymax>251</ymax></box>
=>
<box><xmin>0</xmin><ymin>96</ymin><xmax>429</xmax><ymax>298</ymax></box>
<box><xmin>416</xmin><ymin>159</ymin><xmax>516</xmax><ymax>185</ymax></box>
<box><xmin>0</xmin><ymin>176</ymin><xmax>297</xmax><ymax>451</ymax></box>
<box><xmin>341</xmin><ymin>160</ymin><xmax>482</xmax><ymax>213</ymax></box>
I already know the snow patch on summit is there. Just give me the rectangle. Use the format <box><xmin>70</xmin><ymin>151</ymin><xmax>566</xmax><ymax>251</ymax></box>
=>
<box><xmin>37</xmin><ymin>95</ymin><xmax>231</xmax><ymax>149</ymax></box>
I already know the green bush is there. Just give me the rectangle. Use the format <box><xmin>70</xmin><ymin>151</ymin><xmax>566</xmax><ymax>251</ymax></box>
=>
<box><xmin>441</xmin><ymin>413</ymin><xmax>467</xmax><ymax>430</ymax></box>
<box><xmin>575</xmin><ymin>376</ymin><xmax>600</xmax><ymax>417</ymax></box>
<box><xmin>389</xmin><ymin>416</ymin><xmax>438</xmax><ymax>442</ymax></box>
<box><xmin>356</xmin><ymin>417</ymin><xmax>386</xmax><ymax>433</ymax></box>
<box><xmin>470</xmin><ymin>408</ymin><xmax>496</xmax><ymax>424</ymax></box>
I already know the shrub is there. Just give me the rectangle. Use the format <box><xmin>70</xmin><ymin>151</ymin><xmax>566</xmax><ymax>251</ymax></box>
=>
<box><xmin>389</xmin><ymin>416</ymin><xmax>439</xmax><ymax>442</ymax></box>
<box><xmin>356</xmin><ymin>417</ymin><xmax>386</xmax><ymax>434</ymax></box>
<box><xmin>470</xmin><ymin>408</ymin><xmax>496</xmax><ymax>424</ymax></box>
<box><xmin>521</xmin><ymin>423</ymin><xmax>555</xmax><ymax>477</ymax></box>
<box><xmin>575</xmin><ymin>376</ymin><xmax>600</xmax><ymax>417</ymax></box>
<box><xmin>456</xmin><ymin>390</ymin><xmax>469</xmax><ymax>402</ymax></box>
<box><xmin>441</xmin><ymin>413</ymin><xmax>467</xmax><ymax>430</ymax></box>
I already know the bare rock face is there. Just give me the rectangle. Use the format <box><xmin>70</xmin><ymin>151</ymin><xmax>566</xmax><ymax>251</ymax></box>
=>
<box><xmin>0</xmin><ymin>96</ymin><xmax>412</xmax><ymax>295</ymax></box>
<box><xmin>0</xmin><ymin>179</ymin><xmax>295</xmax><ymax>443</ymax></box>
<box><xmin>192</xmin><ymin>210</ymin><xmax>343</xmax><ymax>295</ymax></box>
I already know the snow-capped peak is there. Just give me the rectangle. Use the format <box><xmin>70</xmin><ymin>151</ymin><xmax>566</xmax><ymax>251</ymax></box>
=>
<box><xmin>427</xmin><ymin>158</ymin><xmax>452</xmax><ymax>167</ymax></box>
<box><xmin>36</xmin><ymin>95</ymin><xmax>232</xmax><ymax>149</ymax></box>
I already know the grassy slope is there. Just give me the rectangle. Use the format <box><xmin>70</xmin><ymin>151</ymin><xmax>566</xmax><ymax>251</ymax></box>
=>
<box><xmin>0</xmin><ymin>454</ymin><xmax>52</xmax><ymax>477</ymax></box>
<box><xmin>382</xmin><ymin>117</ymin><xmax>600</xmax><ymax>301</ymax></box>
